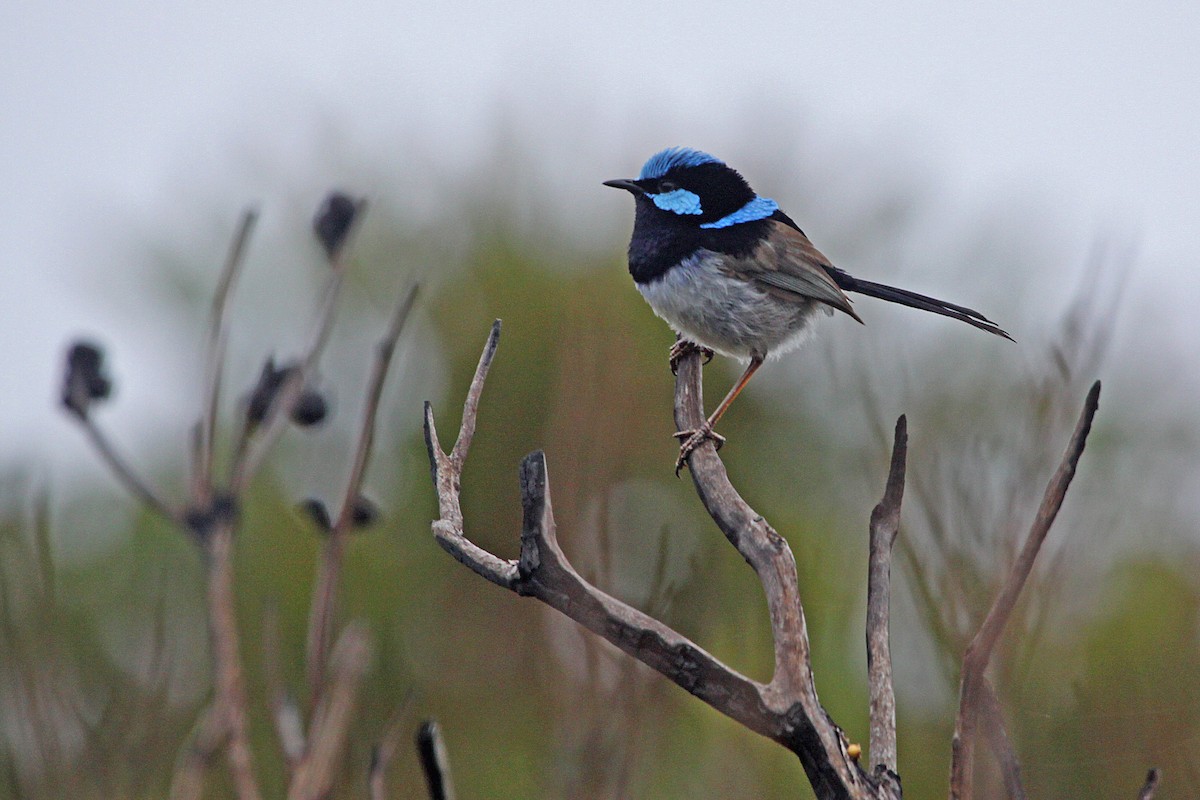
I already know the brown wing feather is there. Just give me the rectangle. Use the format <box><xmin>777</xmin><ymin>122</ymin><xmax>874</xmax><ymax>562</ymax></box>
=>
<box><xmin>729</xmin><ymin>221</ymin><xmax>864</xmax><ymax>323</ymax></box>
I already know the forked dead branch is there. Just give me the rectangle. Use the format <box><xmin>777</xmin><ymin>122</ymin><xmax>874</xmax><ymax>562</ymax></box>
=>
<box><xmin>425</xmin><ymin>322</ymin><xmax>1156</xmax><ymax>800</ymax></box>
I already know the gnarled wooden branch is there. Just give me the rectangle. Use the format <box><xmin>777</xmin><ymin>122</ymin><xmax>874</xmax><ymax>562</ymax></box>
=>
<box><xmin>425</xmin><ymin>322</ymin><xmax>903</xmax><ymax>800</ymax></box>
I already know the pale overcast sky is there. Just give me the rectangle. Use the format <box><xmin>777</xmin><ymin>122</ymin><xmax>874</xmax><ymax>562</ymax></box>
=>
<box><xmin>3</xmin><ymin>1</ymin><xmax>1198</xmax><ymax>482</ymax></box>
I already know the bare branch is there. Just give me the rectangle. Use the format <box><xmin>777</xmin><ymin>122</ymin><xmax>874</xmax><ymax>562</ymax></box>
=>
<box><xmin>288</xmin><ymin>623</ymin><xmax>372</xmax><ymax>800</ymax></box>
<box><xmin>78</xmin><ymin>417</ymin><xmax>178</xmax><ymax>524</ymax></box>
<box><xmin>1136</xmin><ymin>768</ymin><xmax>1161</xmax><ymax>800</ymax></box>
<box><xmin>450</xmin><ymin>318</ymin><xmax>502</xmax><ymax>468</ymax></box>
<box><xmin>950</xmin><ymin>380</ymin><xmax>1101</xmax><ymax>800</ymax></box>
<box><xmin>169</xmin><ymin>706</ymin><xmax>226</xmax><ymax>800</ymax></box>
<box><xmin>306</xmin><ymin>282</ymin><xmax>419</xmax><ymax>696</ymax></box>
<box><xmin>262</xmin><ymin>603</ymin><xmax>304</xmax><ymax>769</ymax></box>
<box><xmin>368</xmin><ymin>693</ymin><xmax>415</xmax><ymax>800</ymax></box>
<box><xmin>672</xmin><ymin>351</ymin><xmax>809</xmax><ymax>697</ymax></box>
<box><xmin>203</xmin><ymin>521</ymin><xmax>263</xmax><ymax>800</ymax></box>
<box><xmin>978</xmin><ymin>678</ymin><xmax>1026</xmax><ymax>800</ymax></box>
<box><xmin>426</xmin><ymin>326</ymin><xmax>896</xmax><ymax>800</ymax></box>
<box><xmin>424</xmin><ymin>321</ymin><xmax>519</xmax><ymax>589</ymax></box>
<box><xmin>230</xmin><ymin>203</ymin><xmax>368</xmax><ymax>493</ymax></box>
<box><xmin>198</xmin><ymin>209</ymin><xmax>258</xmax><ymax>496</ymax></box>
<box><xmin>416</xmin><ymin>720</ymin><xmax>456</xmax><ymax>800</ymax></box>
<box><xmin>867</xmin><ymin>416</ymin><xmax>907</xmax><ymax>776</ymax></box>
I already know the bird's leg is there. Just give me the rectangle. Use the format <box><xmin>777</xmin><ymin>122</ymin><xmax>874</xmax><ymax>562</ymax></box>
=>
<box><xmin>674</xmin><ymin>355</ymin><xmax>764</xmax><ymax>475</ymax></box>
<box><xmin>669</xmin><ymin>336</ymin><xmax>714</xmax><ymax>375</ymax></box>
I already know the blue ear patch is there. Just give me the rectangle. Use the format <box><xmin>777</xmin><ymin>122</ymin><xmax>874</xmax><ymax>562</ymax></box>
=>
<box><xmin>639</xmin><ymin>147</ymin><xmax>722</xmax><ymax>180</ymax></box>
<box><xmin>649</xmin><ymin>188</ymin><xmax>703</xmax><ymax>216</ymax></box>
<box><xmin>700</xmin><ymin>195</ymin><xmax>779</xmax><ymax>229</ymax></box>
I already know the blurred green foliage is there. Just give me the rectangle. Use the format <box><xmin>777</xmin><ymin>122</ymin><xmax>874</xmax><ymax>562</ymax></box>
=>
<box><xmin>1</xmin><ymin>161</ymin><xmax>1197</xmax><ymax>800</ymax></box>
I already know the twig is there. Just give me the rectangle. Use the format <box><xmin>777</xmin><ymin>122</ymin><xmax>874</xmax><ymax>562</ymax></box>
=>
<box><xmin>262</xmin><ymin>603</ymin><xmax>304</xmax><ymax>769</ymax></box>
<box><xmin>169</xmin><ymin>706</ymin><xmax>226</xmax><ymax>800</ymax></box>
<box><xmin>229</xmin><ymin>202</ymin><xmax>367</xmax><ymax>493</ymax></box>
<box><xmin>425</xmin><ymin>321</ymin><xmax>518</xmax><ymax>588</ymax></box>
<box><xmin>306</xmin><ymin>283</ymin><xmax>419</xmax><ymax>695</ymax></box>
<box><xmin>867</xmin><ymin>416</ymin><xmax>907</xmax><ymax>777</ymax></box>
<box><xmin>368</xmin><ymin>692</ymin><xmax>415</xmax><ymax>800</ymax></box>
<box><xmin>416</xmin><ymin>720</ymin><xmax>456</xmax><ymax>800</ymax></box>
<box><xmin>1136</xmin><ymin>768</ymin><xmax>1161</xmax><ymax>800</ymax></box>
<box><xmin>204</xmin><ymin>521</ymin><xmax>263</xmax><ymax>800</ymax></box>
<box><xmin>287</xmin><ymin>623</ymin><xmax>373</xmax><ymax>800</ymax></box>
<box><xmin>949</xmin><ymin>380</ymin><xmax>1101</xmax><ymax>800</ymax></box>
<box><xmin>198</xmin><ymin>209</ymin><xmax>258</xmax><ymax>497</ymax></box>
<box><xmin>79</xmin><ymin>417</ymin><xmax>178</xmax><ymax>523</ymax></box>
<box><xmin>978</xmin><ymin>678</ymin><xmax>1026</xmax><ymax>800</ymax></box>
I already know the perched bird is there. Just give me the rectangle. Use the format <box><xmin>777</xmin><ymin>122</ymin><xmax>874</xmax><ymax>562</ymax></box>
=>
<box><xmin>605</xmin><ymin>147</ymin><xmax>1011</xmax><ymax>473</ymax></box>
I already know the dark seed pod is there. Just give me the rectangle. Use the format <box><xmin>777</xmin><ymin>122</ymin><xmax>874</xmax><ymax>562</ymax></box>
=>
<box><xmin>61</xmin><ymin>340</ymin><xmax>112</xmax><ymax>419</ymax></box>
<box><xmin>245</xmin><ymin>357</ymin><xmax>299</xmax><ymax>424</ymax></box>
<box><xmin>350</xmin><ymin>495</ymin><xmax>379</xmax><ymax>528</ymax></box>
<box><xmin>290</xmin><ymin>389</ymin><xmax>328</xmax><ymax>427</ymax></box>
<box><xmin>313</xmin><ymin>192</ymin><xmax>360</xmax><ymax>261</ymax></box>
<box><xmin>299</xmin><ymin>498</ymin><xmax>332</xmax><ymax>532</ymax></box>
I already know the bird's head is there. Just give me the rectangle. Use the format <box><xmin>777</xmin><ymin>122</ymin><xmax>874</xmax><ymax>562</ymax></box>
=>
<box><xmin>604</xmin><ymin>147</ymin><xmax>779</xmax><ymax>229</ymax></box>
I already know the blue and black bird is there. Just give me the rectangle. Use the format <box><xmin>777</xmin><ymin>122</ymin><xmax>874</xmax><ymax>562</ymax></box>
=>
<box><xmin>605</xmin><ymin>147</ymin><xmax>1010</xmax><ymax>472</ymax></box>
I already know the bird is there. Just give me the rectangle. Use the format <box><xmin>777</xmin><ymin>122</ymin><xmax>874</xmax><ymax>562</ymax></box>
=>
<box><xmin>604</xmin><ymin>147</ymin><xmax>1011</xmax><ymax>474</ymax></box>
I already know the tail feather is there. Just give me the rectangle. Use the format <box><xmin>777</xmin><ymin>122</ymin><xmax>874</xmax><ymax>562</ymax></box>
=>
<box><xmin>826</xmin><ymin>266</ymin><xmax>1013</xmax><ymax>341</ymax></box>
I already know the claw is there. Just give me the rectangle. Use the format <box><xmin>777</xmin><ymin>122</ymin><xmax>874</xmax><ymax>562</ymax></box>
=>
<box><xmin>673</xmin><ymin>424</ymin><xmax>726</xmax><ymax>475</ymax></box>
<box><xmin>669</xmin><ymin>339</ymin><xmax>715</xmax><ymax>375</ymax></box>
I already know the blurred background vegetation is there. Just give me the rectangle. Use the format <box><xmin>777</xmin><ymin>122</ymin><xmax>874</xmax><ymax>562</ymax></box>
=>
<box><xmin>1</xmin><ymin>127</ymin><xmax>1197</xmax><ymax>800</ymax></box>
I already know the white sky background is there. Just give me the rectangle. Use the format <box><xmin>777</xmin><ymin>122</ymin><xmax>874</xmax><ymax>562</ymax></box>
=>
<box><xmin>2</xmin><ymin>1</ymin><xmax>1199</xmax><ymax>489</ymax></box>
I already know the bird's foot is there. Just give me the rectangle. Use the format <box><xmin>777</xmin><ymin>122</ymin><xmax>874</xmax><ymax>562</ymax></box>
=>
<box><xmin>673</xmin><ymin>424</ymin><xmax>726</xmax><ymax>476</ymax></box>
<box><xmin>669</xmin><ymin>339</ymin><xmax>714</xmax><ymax>375</ymax></box>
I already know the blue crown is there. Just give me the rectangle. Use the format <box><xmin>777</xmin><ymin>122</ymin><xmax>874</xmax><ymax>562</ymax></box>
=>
<box><xmin>638</xmin><ymin>147</ymin><xmax>722</xmax><ymax>180</ymax></box>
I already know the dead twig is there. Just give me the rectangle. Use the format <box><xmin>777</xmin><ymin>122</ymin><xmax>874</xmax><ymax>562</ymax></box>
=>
<box><xmin>203</xmin><ymin>520</ymin><xmax>263</xmax><ymax>800</ymax></box>
<box><xmin>416</xmin><ymin>719</ymin><xmax>456</xmax><ymax>800</ymax></box>
<box><xmin>867</xmin><ymin>416</ymin><xmax>906</xmax><ymax>779</ymax></box>
<box><xmin>949</xmin><ymin>381</ymin><xmax>1101</xmax><ymax>800</ymax></box>
<box><xmin>287</xmin><ymin>623</ymin><xmax>373</xmax><ymax>800</ymax></box>
<box><xmin>368</xmin><ymin>692</ymin><xmax>415</xmax><ymax>800</ymax></box>
<box><xmin>1136</xmin><ymin>768</ymin><xmax>1161</xmax><ymax>800</ymax></box>
<box><xmin>229</xmin><ymin>201</ymin><xmax>368</xmax><ymax>492</ymax></box>
<box><xmin>78</xmin><ymin>418</ymin><xmax>178</xmax><ymax>523</ymax></box>
<box><xmin>197</xmin><ymin>209</ymin><xmax>258</xmax><ymax>499</ymax></box>
<box><xmin>306</xmin><ymin>282</ymin><xmax>418</xmax><ymax>696</ymax></box>
<box><xmin>425</xmin><ymin>323</ymin><xmax>897</xmax><ymax>800</ymax></box>
<box><xmin>168</xmin><ymin>706</ymin><xmax>226</xmax><ymax>800</ymax></box>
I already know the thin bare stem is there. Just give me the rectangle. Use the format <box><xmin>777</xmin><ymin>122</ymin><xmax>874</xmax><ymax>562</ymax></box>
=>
<box><xmin>79</xmin><ymin>417</ymin><xmax>178</xmax><ymax>523</ymax></box>
<box><xmin>230</xmin><ymin>202</ymin><xmax>368</xmax><ymax>492</ymax></box>
<box><xmin>867</xmin><ymin>416</ymin><xmax>907</xmax><ymax>776</ymax></box>
<box><xmin>425</xmin><ymin>321</ymin><xmax>518</xmax><ymax>588</ymax></box>
<box><xmin>416</xmin><ymin>720</ymin><xmax>456</xmax><ymax>800</ymax></box>
<box><xmin>199</xmin><ymin>209</ymin><xmax>258</xmax><ymax>496</ymax></box>
<box><xmin>204</xmin><ymin>522</ymin><xmax>262</xmax><ymax>800</ymax></box>
<box><xmin>978</xmin><ymin>678</ymin><xmax>1026</xmax><ymax>800</ymax></box>
<box><xmin>450</xmin><ymin>319</ymin><xmax>502</xmax><ymax>468</ymax></box>
<box><xmin>169</xmin><ymin>706</ymin><xmax>226</xmax><ymax>800</ymax></box>
<box><xmin>949</xmin><ymin>380</ymin><xmax>1101</xmax><ymax>800</ymax></box>
<box><xmin>262</xmin><ymin>603</ymin><xmax>304</xmax><ymax>769</ymax></box>
<box><xmin>1136</xmin><ymin>768</ymin><xmax>1161</xmax><ymax>800</ymax></box>
<box><xmin>368</xmin><ymin>692</ymin><xmax>415</xmax><ymax>800</ymax></box>
<box><xmin>287</xmin><ymin>624</ymin><xmax>372</xmax><ymax>800</ymax></box>
<box><xmin>306</xmin><ymin>282</ymin><xmax>419</xmax><ymax>696</ymax></box>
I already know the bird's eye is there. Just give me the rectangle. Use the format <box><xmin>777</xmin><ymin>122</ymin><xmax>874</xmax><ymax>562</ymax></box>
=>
<box><xmin>659</xmin><ymin>180</ymin><xmax>678</xmax><ymax>193</ymax></box>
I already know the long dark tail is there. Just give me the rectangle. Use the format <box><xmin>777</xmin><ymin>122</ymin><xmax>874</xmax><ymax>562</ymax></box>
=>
<box><xmin>825</xmin><ymin>265</ymin><xmax>1012</xmax><ymax>340</ymax></box>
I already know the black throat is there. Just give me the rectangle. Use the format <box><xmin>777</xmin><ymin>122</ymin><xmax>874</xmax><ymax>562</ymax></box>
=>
<box><xmin>626</xmin><ymin>197</ymin><xmax>772</xmax><ymax>284</ymax></box>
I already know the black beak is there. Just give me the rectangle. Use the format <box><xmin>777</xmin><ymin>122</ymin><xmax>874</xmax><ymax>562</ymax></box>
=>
<box><xmin>603</xmin><ymin>178</ymin><xmax>644</xmax><ymax>195</ymax></box>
